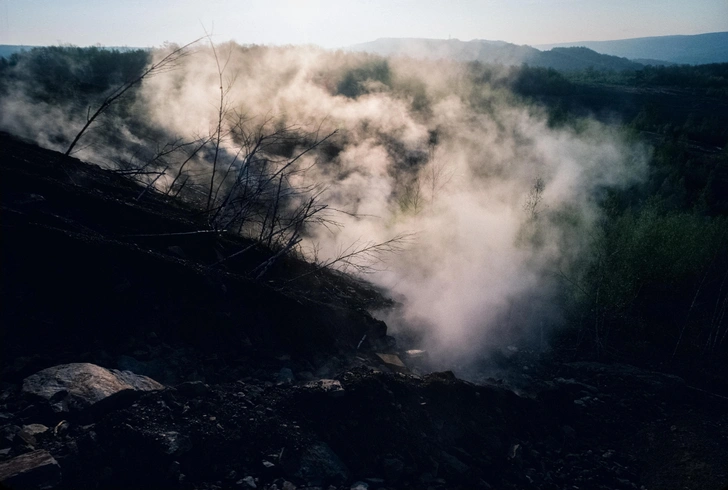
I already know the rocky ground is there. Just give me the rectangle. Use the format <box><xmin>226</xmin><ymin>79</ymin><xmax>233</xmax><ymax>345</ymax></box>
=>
<box><xmin>1</xmin><ymin>132</ymin><xmax>727</xmax><ymax>490</ymax></box>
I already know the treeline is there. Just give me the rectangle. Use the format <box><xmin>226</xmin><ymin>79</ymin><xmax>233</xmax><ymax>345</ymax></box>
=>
<box><xmin>0</xmin><ymin>45</ymin><xmax>149</xmax><ymax>103</ymax></box>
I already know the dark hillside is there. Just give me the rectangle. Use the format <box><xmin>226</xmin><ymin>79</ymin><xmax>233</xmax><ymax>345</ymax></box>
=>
<box><xmin>0</xmin><ymin>132</ymin><xmax>727</xmax><ymax>490</ymax></box>
<box><xmin>0</xmin><ymin>131</ymin><xmax>391</xmax><ymax>382</ymax></box>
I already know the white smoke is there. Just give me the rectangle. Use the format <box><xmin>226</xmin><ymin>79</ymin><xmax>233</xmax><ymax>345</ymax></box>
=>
<box><xmin>0</xmin><ymin>42</ymin><xmax>649</xmax><ymax>362</ymax></box>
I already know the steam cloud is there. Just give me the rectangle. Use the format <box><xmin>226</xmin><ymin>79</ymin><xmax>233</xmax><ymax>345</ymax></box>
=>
<box><xmin>0</xmin><ymin>43</ymin><xmax>648</xmax><ymax>365</ymax></box>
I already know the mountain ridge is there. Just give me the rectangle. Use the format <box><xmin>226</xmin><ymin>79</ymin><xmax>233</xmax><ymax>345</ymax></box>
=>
<box><xmin>348</xmin><ymin>37</ymin><xmax>643</xmax><ymax>71</ymax></box>
<box><xmin>535</xmin><ymin>31</ymin><xmax>728</xmax><ymax>65</ymax></box>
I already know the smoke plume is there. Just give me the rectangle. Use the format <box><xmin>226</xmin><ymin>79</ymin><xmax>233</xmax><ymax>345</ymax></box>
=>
<box><xmin>0</xmin><ymin>42</ymin><xmax>648</xmax><ymax>364</ymax></box>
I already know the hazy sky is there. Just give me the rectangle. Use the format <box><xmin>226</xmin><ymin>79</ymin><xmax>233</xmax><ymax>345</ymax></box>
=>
<box><xmin>1</xmin><ymin>0</ymin><xmax>727</xmax><ymax>48</ymax></box>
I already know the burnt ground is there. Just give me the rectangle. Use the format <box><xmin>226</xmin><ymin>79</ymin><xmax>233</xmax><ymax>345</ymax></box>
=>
<box><xmin>1</xmin><ymin>131</ymin><xmax>727</xmax><ymax>490</ymax></box>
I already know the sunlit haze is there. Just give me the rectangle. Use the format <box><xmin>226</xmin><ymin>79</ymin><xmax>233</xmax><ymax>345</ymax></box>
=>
<box><xmin>1</xmin><ymin>0</ymin><xmax>727</xmax><ymax>48</ymax></box>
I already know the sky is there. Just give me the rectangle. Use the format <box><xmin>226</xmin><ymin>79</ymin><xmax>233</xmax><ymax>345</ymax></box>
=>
<box><xmin>1</xmin><ymin>0</ymin><xmax>727</xmax><ymax>48</ymax></box>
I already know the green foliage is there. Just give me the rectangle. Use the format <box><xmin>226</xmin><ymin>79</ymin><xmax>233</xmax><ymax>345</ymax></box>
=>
<box><xmin>569</xmin><ymin>200</ymin><xmax>728</xmax><ymax>358</ymax></box>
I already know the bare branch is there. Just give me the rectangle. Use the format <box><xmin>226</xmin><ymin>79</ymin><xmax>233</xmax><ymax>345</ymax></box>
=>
<box><xmin>65</xmin><ymin>38</ymin><xmax>203</xmax><ymax>156</ymax></box>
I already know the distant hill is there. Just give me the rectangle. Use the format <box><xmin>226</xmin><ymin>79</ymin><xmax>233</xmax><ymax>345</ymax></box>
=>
<box><xmin>536</xmin><ymin>32</ymin><xmax>728</xmax><ymax>65</ymax></box>
<box><xmin>348</xmin><ymin>38</ymin><xmax>643</xmax><ymax>72</ymax></box>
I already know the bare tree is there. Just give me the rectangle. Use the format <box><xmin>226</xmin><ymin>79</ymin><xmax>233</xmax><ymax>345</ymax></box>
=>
<box><xmin>204</xmin><ymin>34</ymin><xmax>235</xmax><ymax>212</ymax></box>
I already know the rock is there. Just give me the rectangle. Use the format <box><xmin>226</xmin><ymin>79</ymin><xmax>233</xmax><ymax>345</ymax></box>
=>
<box><xmin>0</xmin><ymin>449</ymin><xmax>61</xmax><ymax>489</ymax></box>
<box><xmin>22</xmin><ymin>424</ymin><xmax>49</xmax><ymax>437</ymax></box>
<box><xmin>175</xmin><ymin>381</ymin><xmax>209</xmax><ymax>397</ymax></box>
<box><xmin>303</xmin><ymin>379</ymin><xmax>345</xmax><ymax>397</ymax></box>
<box><xmin>294</xmin><ymin>443</ymin><xmax>349</xmax><ymax>484</ymax></box>
<box><xmin>155</xmin><ymin>431</ymin><xmax>192</xmax><ymax>457</ymax></box>
<box><xmin>17</xmin><ymin>424</ymin><xmax>49</xmax><ymax>446</ymax></box>
<box><xmin>22</xmin><ymin>363</ymin><xmax>164</xmax><ymax>414</ymax></box>
<box><xmin>350</xmin><ymin>481</ymin><xmax>368</xmax><ymax>490</ymax></box>
<box><xmin>241</xmin><ymin>475</ymin><xmax>257</xmax><ymax>488</ymax></box>
<box><xmin>375</xmin><ymin>354</ymin><xmax>406</xmax><ymax>370</ymax></box>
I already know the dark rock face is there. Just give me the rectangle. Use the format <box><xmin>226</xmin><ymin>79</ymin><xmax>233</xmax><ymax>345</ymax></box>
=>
<box><xmin>22</xmin><ymin>363</ymin><xmax>164</xmax><ymax>414</ymax></box>
<box><xmin>0</xmin><ymin>449</ymin><xmax>61</xmax><ymax>489</ymax></box>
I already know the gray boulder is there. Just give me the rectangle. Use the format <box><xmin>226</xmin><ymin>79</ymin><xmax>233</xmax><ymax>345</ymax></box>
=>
<box><xmin>22</xmin><ymin>363</ymin><xmax>164</xmax><ymax>414</ymax></box>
